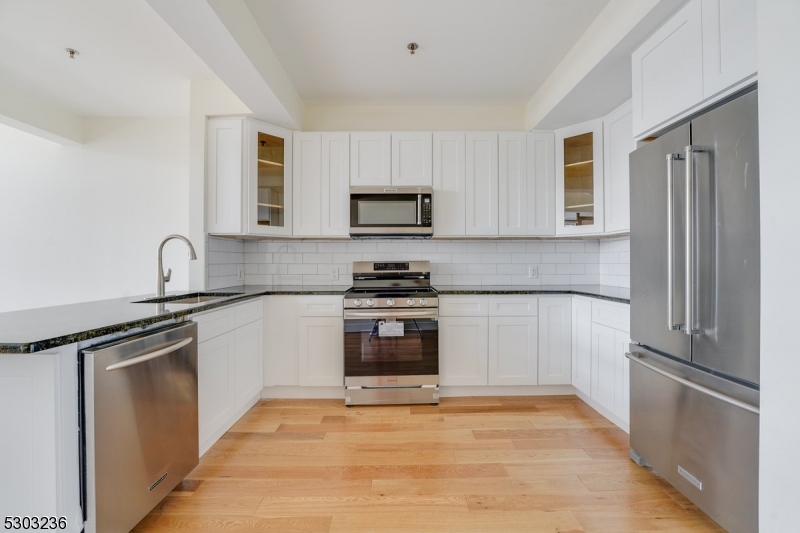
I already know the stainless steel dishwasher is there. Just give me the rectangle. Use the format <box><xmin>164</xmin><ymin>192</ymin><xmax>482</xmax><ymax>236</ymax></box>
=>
<box><xmin>80</xmin><ymin>322</ymin><xmax>198</xmax><ymax>533</ymax></box>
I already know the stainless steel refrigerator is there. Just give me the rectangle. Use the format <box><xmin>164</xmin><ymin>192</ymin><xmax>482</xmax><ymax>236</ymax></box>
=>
<box><xmin>629</xmin><ymin>87</ymin><xmax>760</xmax><ymax>533</ymax></box>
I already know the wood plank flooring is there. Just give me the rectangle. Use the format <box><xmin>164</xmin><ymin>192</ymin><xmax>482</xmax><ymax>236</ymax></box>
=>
<box><xmin>132</xmin><ymin>396</ymin><xmax>723</xmax><ymax>532</ymax></box>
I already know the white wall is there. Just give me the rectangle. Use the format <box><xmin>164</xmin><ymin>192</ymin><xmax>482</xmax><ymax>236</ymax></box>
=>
<box><xmin>0</xmin><ymin>118</ymin><xmax>191</xmax><ymax>312</ymax></box>
<box><xmin>758</xmin><ymin>0</ymin><xmax>800</xmax><ymax>529</ymax></box>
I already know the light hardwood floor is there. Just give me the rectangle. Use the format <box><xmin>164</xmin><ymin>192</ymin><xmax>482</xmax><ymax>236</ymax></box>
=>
<box><xmin>132</xmin><ymin>396</ymin><xmax>723</xmax><ymax>532</ymax></box>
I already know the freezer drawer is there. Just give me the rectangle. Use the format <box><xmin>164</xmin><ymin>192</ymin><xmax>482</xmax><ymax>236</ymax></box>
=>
<box><xmin>628</xmin><ymin>346</ymin><xmax>758</xmax><ymax>533</ymax></box>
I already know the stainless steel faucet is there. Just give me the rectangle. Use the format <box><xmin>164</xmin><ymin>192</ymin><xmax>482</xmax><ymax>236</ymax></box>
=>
<box><xmin>157</xmin><ymin>234</ymin><xmax>197</xmax><ymax>297</ymax></box>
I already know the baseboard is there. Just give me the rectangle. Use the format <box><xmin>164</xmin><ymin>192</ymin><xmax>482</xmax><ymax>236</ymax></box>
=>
<box><xmin>261</xmin><ymin>386</ymin><xmax>345</xmax><ymax>399</ymax></box>
<box><xmin>440</xmin><ymin>385</ymin><xmax>576</xmax><ymax>397</ymax></box>
<box><xmin>575</xmin><ymin>390</ymin><xmax>629</xmax><ymax>433</ymax></box>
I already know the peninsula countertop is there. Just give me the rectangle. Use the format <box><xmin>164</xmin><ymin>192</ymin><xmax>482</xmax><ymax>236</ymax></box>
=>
<box><xmin>0</xmin><ymin>284</ymin><xmax>627</xmax><ymax>354</ymax></box>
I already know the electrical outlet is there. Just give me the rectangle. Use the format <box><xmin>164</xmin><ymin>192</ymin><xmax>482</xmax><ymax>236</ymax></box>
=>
<box><xmin>237</xmin><ymin>266</ymin><xmax>245</xmax><ymax>281</ymax></box>
<box><xmin>331</xmin><ymin>268</ymin><xmax>339</xmax><ymax>281</ymax></box>
<box><xmin>528</xmin><ymin>266</ymin><xmax>538</xmax><ymax>279</ymax></box>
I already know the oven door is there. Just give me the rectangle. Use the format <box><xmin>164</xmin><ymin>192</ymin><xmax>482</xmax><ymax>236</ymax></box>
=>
<box><xmin>343</xmin><ymin>308</ymin><xmax>439</xmax><ymax>386</ymax></box>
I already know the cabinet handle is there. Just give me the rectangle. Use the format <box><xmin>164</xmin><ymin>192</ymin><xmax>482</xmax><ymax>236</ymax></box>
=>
<box><xmin>684</xmin><ymin>146</ymin><xmax>705</xmax><ymax>335</ymax></box>
<box><xmin>666</xmin><ymin>153</ymin><xmax>684</xmax><ymax>331</ymax></box>
<box><xmin>417</xmin><ymin>194</ymin><xmax>422</xmax><ymax>225</ymax></box>
<box><xmin>626</xmin><ymin>352</ymin><xmax>758</xmax><ymax>414</ymax></box>
<box><xmin>106</xmin><ymin>337</ymin><xmax>193</xmax><ymax>371</ymax></box>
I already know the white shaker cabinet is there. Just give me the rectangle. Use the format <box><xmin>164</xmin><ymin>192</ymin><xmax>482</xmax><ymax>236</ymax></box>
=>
<box><xmin>537</xmin><ymin>297</ymin><xmax>572</xmax><ymax>385</ymax></box>
<box><xmin>432</xmin><ymin>132</ymin><xmax>466</xmax><ymax>236</ymax></box>
<box><xmin>198</xmin><ymin>329</ymin><xmax>236</xmax><ymax>451</ymax></box>
<box><xmin>392</xmin><ymin>132</ymin><xmax>433</xmax><ymax>186</ymax></box>
<box><xmin>631</xmin><ymin>0</ymin><xmax>703</xmax><ymax>138</ymax></box>
<box><xmin>498</xmin><ymin>132</ymin><xmax>556</xmax><ymax>236</ymax></box>
<box><xmin>207</xmin><ymin>118</ymin><xmax>294</xmax><ymax>236</ymax></box>
<box><xmin>591</xmin><ymin>322</ymin><xmax>618</xmax><ymax>414</ymax></box>
<box><xmin>603</xmin><ymin>102</ymin><xmax>634</xmax><ymax>234</ymax></box>
<box><xmin>234</xmin><ymin>319</ymin><xmax>264</xmax><ymax>411</ymax></box>
<box><xmin>614</xmin><ymin>329</ymin><xmax>631</xmax><ymax>424</ymax></box>
<box><xmin>465</xmin><ymin>132</ymin><xmax>499</xmax><ymax>236</ymax></box>
<box><xmin>350</xmin><ymin>132</ymin><xmax>392</xmax><ymax>186</ymax></box>
<box><xmin>439</xmin><ymin>316</ymin><xmax>489</xmax><ymax>386</ymax></box>
<box><xmin>293</xmin><ymin>132</ymin><xmax>350</xmax><ymax>237</ymax></box>
<box><xmin>298</xmin><ymin>317</ymin><xmax>344</xmax><ymax>387</ymax></box>
<box><xmin>571</xmin><ymin>297</ymin><xmax>593</xmax><ymax>396</ymax></box>
<box><xmin>488</xmin><ymin>316</ymin><xmax>539</xmax><ymax>386</ymax></box>
<box><xmin>701</xmin><ymin>0</ymin><xmax>757</xmax><ymax>99</ymax></box>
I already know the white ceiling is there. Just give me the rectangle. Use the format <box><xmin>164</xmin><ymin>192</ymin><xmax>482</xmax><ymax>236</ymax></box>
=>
<box><xmin>0</xmin><ymin>0</ymin><xmax>214</xmax><ymax>117</ymax></box>
<box><xmin>244</xmin><ymin>0</ymin><xmax>611</xmax><ymax>106</ymax></box>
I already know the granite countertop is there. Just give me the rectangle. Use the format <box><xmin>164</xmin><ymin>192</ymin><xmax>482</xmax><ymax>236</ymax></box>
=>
<box><xmin>0</xmin><ymin>285</ymin><xmax>347</xmax><ymax>354</ymax></box>
<box><xmin>434</xmin><ymin>284</ymin><xmax>630</xmax><ymax>304</ymax></box>
<box><xmin>0</xmin><ymin>283</ymin><xmax>626</xmax><ymax>354</ymax></box>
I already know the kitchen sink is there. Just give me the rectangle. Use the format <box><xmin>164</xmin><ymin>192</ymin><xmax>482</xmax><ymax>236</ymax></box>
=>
<box><xmin>132</xmin><ymin>292</ymin><xmax>243</xmax><ymax>305</ymax></box>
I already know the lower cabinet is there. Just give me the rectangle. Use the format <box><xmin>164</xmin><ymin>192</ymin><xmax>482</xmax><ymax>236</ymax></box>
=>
<box><xmin>591</xmin><ymin>323</ymin><xmax>618</xmax><ymax>413</ymax></box>
<box><xmin>195</xmin><ymin>299</ymin><xmax>264</xmax><ymax>455</ymax></box>
<box><xmin>439</xmin><ymin>316</ymin><xmax>488</xmax><ymax>386</ymax></box>
<box><xmin>537</xmin><ymin>297</ymin><xmax>572</xmax><ymax>385</ymax></box>
<box><xmin>488</xmin><ymin>316</ymin><xmax>538</xmax><ymax>385</ymax></box>
<box><xmin>299</xmin><ymin>317</ymin><xmax>344</xmax><ymax>386</ymax></box>
<box><xmin>571</xmin><ymin>297</ymin><xmax>592</xmax><ymax>396</ymax></box>
<box><xmin>614</xmin><ymin>330</ymin><xmax>631</xmax><ymax>423</ymax></box>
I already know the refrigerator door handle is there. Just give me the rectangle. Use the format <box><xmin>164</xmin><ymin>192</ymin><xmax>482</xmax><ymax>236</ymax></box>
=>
<box><xmin>684</xmin><ymin>145</ymin><xmax>705</xmax><ymax>335</ymax></box>
<box><xmin>666</xmin><ymin>153</ymin><xmax>684</xmax><ymax>331</ymax></box>
<box><xmin>626</xmin><ymin>352</ymin><xmax>759</xmax><ymax>414</ymax></box>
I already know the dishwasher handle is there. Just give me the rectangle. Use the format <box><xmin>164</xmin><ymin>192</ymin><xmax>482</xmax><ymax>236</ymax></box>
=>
<box><xmin>105</xmin><ymin>337</ymin><xmax>193</xmax><ymax>371</ymax></box>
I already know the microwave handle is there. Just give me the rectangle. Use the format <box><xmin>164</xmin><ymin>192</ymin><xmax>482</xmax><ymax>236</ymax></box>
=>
<box><xmin>417</xmin><ymin>194</ymin><xmax>422</xmax><ymax>225</ymax></box>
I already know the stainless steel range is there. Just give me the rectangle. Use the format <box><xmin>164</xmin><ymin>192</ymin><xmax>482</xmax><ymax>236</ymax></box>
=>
<box><xmin>343</xmin><ymin>261</ymin><xmax>439</xmax><ymax>406</ymax></box>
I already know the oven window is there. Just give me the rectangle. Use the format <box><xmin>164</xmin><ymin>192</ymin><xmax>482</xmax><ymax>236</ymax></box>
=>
<box><xmin>358</xmin><ymin>201</ymin><xmax>417</xmax><ymax>225</ymax></box>
<box><xmin>344</xmin><ymin>318</ymin><xmax>438</xmax><ymax>376</ymax></box>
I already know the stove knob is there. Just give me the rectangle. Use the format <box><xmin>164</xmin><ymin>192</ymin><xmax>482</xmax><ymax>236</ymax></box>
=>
<box><xmin>419</xmin><ymin>299</ymin><xmax>427</xmax><ymax>306</ymax></box>
<box><xmin>386</xmin><ymin>299</ymin><xmax>395</xmax><ymax>307</ymax></box>
<box><xmin>366</xmin><ymin>299</ymin><xmax>375</xmax><ymax>307</ymax></box>
<box><xmin>407</xmin><ymin>299</ymin><xmax>415</xmax><ymax>306</ymax></box>
<box><xmin>353</xmin><ymin>299</ymin><xmax>362</xmax><ymax>307</ymax></box>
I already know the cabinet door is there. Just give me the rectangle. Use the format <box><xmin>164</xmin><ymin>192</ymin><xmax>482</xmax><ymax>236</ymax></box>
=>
<box><xmin>488</xmin><ymin>317</ymin><xmax>538</xmax><ymax>385</ymax></box>
<box><xmin>264</xmin><ymin>296</ymin><xmax>299</xmax><ymax>386</ymax></box>
<box><xmin>498</xmin><ymin>132</ymin><xmax>528</xmax><ymax>236</ymax></box>
<box><xmin>292</xmin><ymin>132</ymin><xmax>322</xmax><ymax>236</ymax></box>
<box><xmin>571</xmin><ymin>298</ymin><xmax>592</xmax><ymax>396</ymax></box>
<box><xmin>465</xmin><ymin>132</ymin><xmax>499</xmax><ymax>236</ymax></box>
<box><xmin>591</xmin><ymin>323</ymin><xmax>617</xmax><ymax>413</ymax></box>
<box><xmin>439</xmin><ymin>316</ymin><xmax>488</xmax><ymax>386</ymax></box>
<box><xmin>207</xmin><ymin>118</ymin><xmax>244</xmax><ymax>234</ymax></box>
<box><xmin>198</xmin><ymin>330</ymin><xmax>236</xmax><ymax>452</ymax></box>
<box><xmin>527</xmin><ymin>132</ymin><xmax>557</xmax><ymax>236</ymax></box>
<box><xmin>433</xmin><ymin>132</ymin><xmax>466</xmax><ymax>236</ymax></box>
<box><xmin>631</xmin><ymin>0</ymin><xmax>703</xmax><ymax>137</ymax></box>
<box><xmin>614</xmin><ymin>329</ymin><xmax>631</xmax><ymax>425</ymax></box>
<box><xmin>701</xmin><ymin>0</ymin><xmax>757</xmax><ymax>99</ymax></box>
<box><xmin>603</xmin><ymin>102</ymin><xmax>634</xmax><ymax>233</ymax></box>
<box><xmin>299</xmin><ymin>317</ymin><xmax>344</xmax><ymax>386</ymax></box>
<box><xmin>350</xmin><ymin>132</ymin><xmax>391</xmax><ymax>186</ymax></box>
<box><xmin>321</xmin><ymin>133</ymin><xmax>350</xmax><ymax>236</ymax></box>
<box><xmin>234</xmin><ymin>320</ymin><xmax>264</xmax><ymax>411</ymax></box>
<box><xmin>247</xmin><ymin>120</ymin><xmax>293</xmax><ymax>236</ymax></box>
<box><xmin>392</xmin><ymin>132</ymin><xmax>432</xmax><ymax>186</ymax></box>
<box><xmin>555</xmin><ymin>120</ymin><xmax>604</xmax><ymax>235</ymax></box>
<box><xmin>538</xmin><ymin>297</ymin><xmax>572</xmax><ymax>385</ymax></box>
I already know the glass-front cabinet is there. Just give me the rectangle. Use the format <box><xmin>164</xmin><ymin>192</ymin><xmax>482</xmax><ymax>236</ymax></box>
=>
<box><xmin>206</xmin><ymin>117</ymin><xmax>292</xmax><ymax>236</ymax></box>
<box><xmin>555</xmin><ymin>119</ymin><xmax>604</xmax><ymax>235</ymax></box>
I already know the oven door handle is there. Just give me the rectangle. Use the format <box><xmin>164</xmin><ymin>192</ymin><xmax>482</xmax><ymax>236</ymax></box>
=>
<box><xmin>344</xmin><ymin>309</ymin><xmax>438</xmax><ymax>320</ymax></box>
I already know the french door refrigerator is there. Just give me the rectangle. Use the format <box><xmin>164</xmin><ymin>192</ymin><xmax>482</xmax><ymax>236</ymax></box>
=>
<box><xmin>629</xmin><ymin>87</ymin><xmax>759</xmax><ymax>533</ymax></box>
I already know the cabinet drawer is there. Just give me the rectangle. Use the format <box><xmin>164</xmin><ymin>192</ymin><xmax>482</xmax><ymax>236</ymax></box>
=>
<box><xmin>193</xmin><ymin>306</ymin><xmax>237</xmax><ymax>343</ymax></box>
<box><xmin>489</xmin><ymin>297</ymin><xmax>538</xmax><ymax>317</ymax></box>
<box><xmin>298</xmin><ymin>296</ymin><xmax>344</xmax><ymax>317</ymax></box>
<box><xmin>592</xmin><ymin>301</ymin><xmax>630</xmax><ymax>332</ymax></box>
<box><xmin>235</xmin><ymin>298</ymin><xmax>263</xmax><ymax>327</ymax></box>
<box><xmin>439</xmin><ymin>297</ymin><xmax>489</xmax><ymax>317</ymax></box>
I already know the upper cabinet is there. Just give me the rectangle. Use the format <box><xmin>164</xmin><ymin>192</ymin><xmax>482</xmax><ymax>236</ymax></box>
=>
<box><xmin>293</xmin><ymin>132</ymin><xmax>350</xmax><ymax>237</ymax></box>
<box><xmin>632</xmin><ymin>0</ymin><xmax>756</xmax><ymax>138</ymax></box>
<box><xmin>465</xmin><ymin>132</ymin><xmax>499</xmax><ymax>236</ymax></box>
<box><xmin>350</xmin><ymin>132</ymin><xmax>433</xmax><ymax>187</ymax></box>
<box><xmin>603</xmin><ymin>102</ymin><xmax>634</xmax><ymax>234</ymax></box>
<box><xmin>207</xmin><ymin>118</ymin><xmax>293</xmax><ymax>236</ymax></box>
<box><xmin>432</xmin><ymin>132</ymin><xmax>467</xmax><ymax>237</ymax></box>
<box><xmin>555</xmin><ymin>119</ymin><xmax>604</xmax><ymax>235</ymax></box>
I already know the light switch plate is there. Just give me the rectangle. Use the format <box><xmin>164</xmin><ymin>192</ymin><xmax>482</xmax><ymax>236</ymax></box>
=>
<box><xmin>528</xmin><ymin>266</ymin><xmax>538</xmax><ymax>279</ymax></box>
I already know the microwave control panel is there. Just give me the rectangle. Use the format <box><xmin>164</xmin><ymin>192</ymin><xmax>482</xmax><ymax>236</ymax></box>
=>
<box><xmin>422</xmin><ymin>197</ymin><xmax>432</xmax><ymax>226</ymax></box>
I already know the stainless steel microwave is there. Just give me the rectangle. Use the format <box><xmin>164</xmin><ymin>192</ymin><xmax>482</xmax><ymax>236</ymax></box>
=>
<box><xmin>349</xmin><ymin>187</ymin><xmax>433</xmax><ymax>237</ymax></box>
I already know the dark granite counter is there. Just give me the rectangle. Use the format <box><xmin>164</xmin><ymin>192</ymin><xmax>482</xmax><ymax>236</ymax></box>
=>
<box><xmin>0</xmin><ymin>285</ymin><xmax>348</xmax><ymax>354</ymax></box>
<box><xmin>435</xmin><ymin>285</ymin><xmax>630</xmax><ymax>304</ymax></box>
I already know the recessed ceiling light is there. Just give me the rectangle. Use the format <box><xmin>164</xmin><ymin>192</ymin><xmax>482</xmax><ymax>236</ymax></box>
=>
<box><xmin>407</xmin><ymin>43</ymin><xmax>419</xmax><ymax>55</ymax></box>
<box><xmin>65</xmin><ymin>48</ymin><xmax>79</xmax><ymax>59</ymax></box>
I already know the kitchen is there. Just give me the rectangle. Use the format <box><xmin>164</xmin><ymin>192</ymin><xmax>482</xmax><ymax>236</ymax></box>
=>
<box><xmin>2</xmin><ymin>1</ymin><xmax>797</xmax><ymax>531</ymax></box>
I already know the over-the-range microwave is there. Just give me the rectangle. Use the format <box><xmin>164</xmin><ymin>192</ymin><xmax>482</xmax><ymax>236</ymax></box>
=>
<box><xmin>349</xmin><ymin>187</ymin><xmax>433</xmax><ymax>238</ymax></box>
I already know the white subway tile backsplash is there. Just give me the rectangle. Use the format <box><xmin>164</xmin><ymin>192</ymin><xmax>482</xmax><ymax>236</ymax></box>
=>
<box><xmin>208</xmin><ymin>236</ymin><xmax>631</xmax><ymax>289</ymax></box>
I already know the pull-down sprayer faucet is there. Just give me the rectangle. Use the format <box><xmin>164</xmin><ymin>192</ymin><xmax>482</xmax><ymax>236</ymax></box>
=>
<box><xmin>157</xmin><ymin>234</ymin><xmax>197</xmax><ymax>297</ymax></box>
